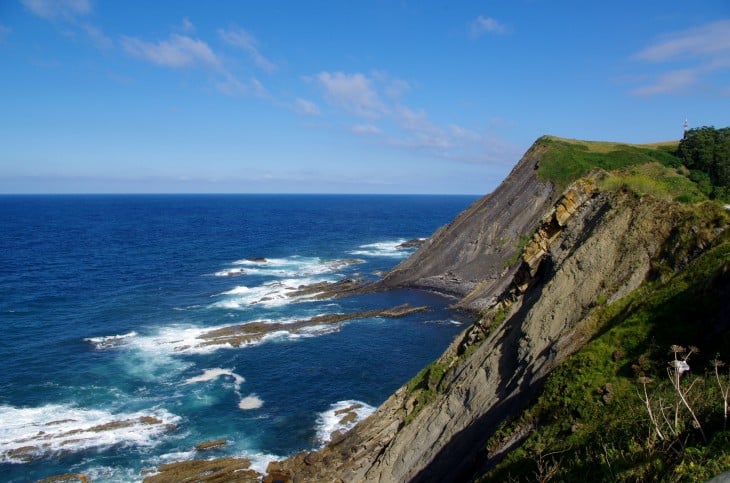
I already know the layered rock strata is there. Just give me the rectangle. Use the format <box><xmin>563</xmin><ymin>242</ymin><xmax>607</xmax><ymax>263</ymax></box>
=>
<box><xmin>266</xmin><ymin>180</ymin><xmax>728</xmax><ymax>482</ymax></box>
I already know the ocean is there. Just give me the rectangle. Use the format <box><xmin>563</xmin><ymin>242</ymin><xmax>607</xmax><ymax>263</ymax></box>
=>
<box><xmin>0</xmin><ymin>194</ymin><xmax>477</xmax><ymax>482</ymax></box>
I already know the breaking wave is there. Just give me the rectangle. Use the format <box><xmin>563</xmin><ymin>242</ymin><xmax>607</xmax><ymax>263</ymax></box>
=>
<box><xmin>0</xmin><ymin>404</ymin><xmax>180</xmax><ymax>464</ymax></box>
<box><xmin>314</xmin><ymin>400</ymin><xmax>375</xmax><ymax>446</ymax></box>
<box><xmin>349</xmin><ymin>240</ymin><xmax>418</xmax><ymax>258</ymax></box>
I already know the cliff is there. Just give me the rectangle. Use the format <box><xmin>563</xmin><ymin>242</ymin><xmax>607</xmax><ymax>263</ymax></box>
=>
<box><xmin>375</xmin><ymin>140</ymin><xmax>558</xmax><ymax>311</ymax></box>
<box><xmin>142</xmin><ymin>137</ymin><xmax>730</xmax><ymax>482</ymax></box>
<box><xmin>263</xmin><ymin>137</ymin><xmax>730</xmax><ymax>482</ymax></box>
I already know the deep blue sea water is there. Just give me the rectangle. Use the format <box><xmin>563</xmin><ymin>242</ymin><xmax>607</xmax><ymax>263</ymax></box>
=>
<box><xmin>0</xmin><ymin>194</ymin><xmax>477</xmax><ymax>482</ymax></box>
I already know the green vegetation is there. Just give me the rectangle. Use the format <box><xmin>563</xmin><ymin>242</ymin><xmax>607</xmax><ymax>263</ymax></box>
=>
<box><xmin>406</xmin><ymin>132</ymin><xmax>730</xmax><ymax>476</ymax></box>
<box><xmin>536</xmin><ymin>136</ymin><xmax>682</xmax><ymax>192</ymax></box>
<box><xmin>536</xmin><ymin>129</ymin><xmax>730</xmax><ymax>204</ymax></box>
<box><xmin>505</xmin><ymin>234</ymin><xmax>534</xmax><ymax>268</ymax></box>
<box><xmin>479</xmin><ymin>226</ymin><xmax>730</xmax><ymax>482</ymax></box>
<box><xmin>678</xmin><ymin>127</ymin><xmax>730</xmax><ymax>202</ymax></box>
<box><xmin>405</xmin><ymin>359</ymin><xmax>450</xmax><ymax>424</ymax></box>
<box><xmin>598</xmin><ymin>162</ymin><xmax>707</xmax><ymax>203</ymax></box>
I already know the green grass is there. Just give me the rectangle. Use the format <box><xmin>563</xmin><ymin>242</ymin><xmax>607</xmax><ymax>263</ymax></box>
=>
<box><xmin>404</xmin><ymin>359</ymin><xmax>450</xmax><ymax>424</ymax></box>
<box><xmin>598</xmin><ymin>162</ymin><xmax>707</xmax><ymax>203</ymax></box>
<box><xmin>537</xmin><ymin>136</ymin><xmax>684</xmax><ymax>191</ymax></box>
<box><xmin>479</xmin><ymin>227</ymin><xmax>730</xmax><ymax>482</ymax></box>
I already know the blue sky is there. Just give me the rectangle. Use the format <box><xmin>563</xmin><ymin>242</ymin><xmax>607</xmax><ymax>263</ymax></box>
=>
<box><xmin>0</xmin><ymin>1</ymin><xmax>728</xmax><ymax>194</ymax></box>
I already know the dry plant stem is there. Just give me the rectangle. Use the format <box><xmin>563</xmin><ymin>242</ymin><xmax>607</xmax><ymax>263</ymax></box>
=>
<box><xmin>658</xmin><ymin>400</ymin><xmax>676</xmax><ymax>437</ymax></box>
<box><xmin>640</xmin><ymin>382</ymin><xmax>665</xmax><ymax>441</ymax></box>
<box><xmin>714</xmin><ymin>365</ymin><xmax>730</xmax><ymax>430</ymax></box>
<box><xmin>667</xmin><ymin>367</ymin><xmax>707</xmax><ymax>443</ymax></box>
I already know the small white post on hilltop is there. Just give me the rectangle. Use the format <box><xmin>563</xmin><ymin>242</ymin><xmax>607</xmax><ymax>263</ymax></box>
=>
<box><xmin>683</xmin><ymin>118</ymin><xmax>689</xmax><ymax>138</ymax></box>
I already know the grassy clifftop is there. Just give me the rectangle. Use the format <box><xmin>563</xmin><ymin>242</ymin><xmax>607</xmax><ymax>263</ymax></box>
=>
<box><xmin>536</xmin><ymin>136</ymin><xmax>707</xmax><ymax>203</ymax></box>
<box><xmin>474</xmin><ymin>137</ymin><xmax>730</xmax><ymax>482</ymax></box>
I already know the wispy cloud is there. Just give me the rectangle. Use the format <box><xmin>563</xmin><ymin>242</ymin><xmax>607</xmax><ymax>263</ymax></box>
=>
<box><xmin>22</xmin><ymin>0</ymin><xmax>91</xmax><ymax>20</ymax></box>
<box><xmin>22</xmin><ymin>0</ymin><xmax>113</xmax><ymax>50</ymax></box>
<box><xmin>219</xmin><ymin>27</ymin><xmax>276</xmax><ymax>73</ymax></box>
<box><xmin>0</xmin><ymin>24</ymin><xmax>11</xmax><ymax>43</ymax></box>
<box><xmin>311</xmin><ymin>70</ymin><xmax>520</xmax><ymax>165</ymax></box>
<box><xmin>633</xmin><ymin>20</ymin><xmax>730</xmax><ymax>62</ymax></box>
<box><xmin>315</xmin><ymin>71</ymin><xmax>386</xmax><ymax>119</ymax></box>
<box><xmin>470</xmin><ymin>15</ymin><xmax>508</xmax><ymax>38</ymax></box>
<box><xmin>179</xmin><ymin>17</ymin><xmax>195</xmax><ymax>34</ymax></box>
<box><xmin>294</xmin><ymin>98</ymin><xmax>320</xmax><ymax>116</ymax></box>
<box><xmin>122</xmin><ymin>34</ymin><xmax>220</xmax><ymax>69</ymax></box>
<box><xmin>81</xmin><ymin>23</ymin><xmax>113</xmax><ymax>49</ymax></box>
<box><xmin>631</xmin><ymin>69</ymin><xmax>699</xmax><ymax>96</ymax></box>
<box><xmin>630</xmin><ymin>19</ymin><xmax>730</xmax><ymax>96</ymax></box>
<box><xmin>351</xmin><ymin>123</ymin><xmax>381</xmax><ymax>135</ymax></box>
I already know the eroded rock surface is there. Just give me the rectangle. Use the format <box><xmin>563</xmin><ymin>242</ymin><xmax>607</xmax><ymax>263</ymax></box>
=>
<box><xmin>377</xmin><ymin>141</ymin><xmax>558</xmax><ymax>309</ymax></box>
<box><xmin>191</xmin><ymin>304</ymin><xmax>428</xmax><ymax>350</ymax></box>
<box><xmin>265</xmin><ymin>182</ymin><xmax>729</xmax><ymax>482</ymax></box>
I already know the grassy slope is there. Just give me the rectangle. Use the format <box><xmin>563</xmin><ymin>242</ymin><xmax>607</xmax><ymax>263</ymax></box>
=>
<box><xmin>536</xmin><ymin>136</ymin><xmax>706</xmax><ymax>203</ymax></box>
<box><xmin>474</xmin><ymin>139</ymin><xmax>730</xmax><ymax>482</ymax></box>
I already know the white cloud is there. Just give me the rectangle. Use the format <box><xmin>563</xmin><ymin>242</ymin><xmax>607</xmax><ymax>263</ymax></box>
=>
<box><xmin>470</xmin><ymin>15</ymin><xmax>508</xmax><ymax>38</ymax></box>
<box><xmin>351</xmin><ymin>124</ymin><xmax>381</xmax><ymax>135</ymax></box>
<box><xmin>633</xmin><ymin>20</ymin><xmax>730</xmax><ymax>62</ymax></box>
<box><xmin>219</xmin><ymin>27</ymin><xmax>276</xmax><ymax>73</ymax></box>
<box><xmin>315</xmin><ymin>71</ymin><xmax>385</xmax><ymax>119</ymax></box>
<box><xmin>180</xmin><ymin>17</ymin><xmax>195</xmax><ymax>34</ymax></box>
<box><xmin>81</xmin><ymin>23</ymin><xmax>112</xmax><ymax>49</ymax></box>
<box><xmin>215</xmin><ymin>74</ymin><xmax>268</xmax><ymax>98</ymax></box>
<box><xmin>294</xmin><ymin>98</ymin><xmax>320</xmax><ymax>116</ymax></box>
<box><xmin>22</xmin><ymin>0</ymin><xmax>91</xmax><ymax>20</ymax></box>
<box><xmin>631</xmin><ymin>68</ymin><xmax>699</xmax><ymax>96</ymax></box>
<box><xmin>310</xmin><ymin>70</ymin><xmax>520</xmax><ymax>165</ymax></box>
<box><xmin>630</xmin><ymin>19</ymin><xmax>730</xmax><ymax>96</ymax></box>
<box><xmin>122</xmin><ymin>34</ymin><xmax>220</xmax><ymax>69</ymax></box>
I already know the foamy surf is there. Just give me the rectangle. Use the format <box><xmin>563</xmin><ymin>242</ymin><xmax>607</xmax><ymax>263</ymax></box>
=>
<box><xmin>84</xmin><ymin>332</ymin><xmax>138</xmax><ymax>350</ymax></box>
<box><xmin>211</xmin><ymin>276</ymin><xmax>332</xmax><ymax>309</ymax></box>
<box><xmin>88</xmin><ymin>319</ymin><xmax>316</xmax><ymax>357</ymax></box>
<box><xmin>183</xmin><ymin>368</ymin><xmax>245</xmax><ymax>389</ymax></box>
<box><xmin>228</xmin><ymin>256</ymin><xmax>362</xmax><ymax>277</ymax></box>
<box><xmin>213</xmin><ymin>268</ymin><xmax>246</xmax><ymax>277</ymax></box>
<box><xmin>238</xmin><ymin>395</ymin><xmax>264</xmax><ymax>410</ymax></box>
<box><xmin>0</xmin><ymin>404</ymin><xmax>180</xmax><ymax>464</ymax></box>
<box><xmin>314</xmin><ymin>400</ymin><xmax>375</xmax><ymax>446</ymax></box>
<box><xmin>349</xmin><ymin>240</ymin><xmax>418</xmax><ymax>258</ymax></box>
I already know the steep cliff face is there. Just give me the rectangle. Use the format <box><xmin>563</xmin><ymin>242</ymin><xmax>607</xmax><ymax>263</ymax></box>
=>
<box><xmin>377</xmin><ymin>141</ymin><xmax>557</xmax><ymax>310</ymax></box>
<box><xmin>269</xmin><ymin>171</ymin><xmax>728</xmax><ymax>481</ymax></box>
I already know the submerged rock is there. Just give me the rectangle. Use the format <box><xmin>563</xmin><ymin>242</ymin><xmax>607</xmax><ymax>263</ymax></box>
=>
<box><xmin>194</xmin><ymin>439</ymin><xmax>228</xmax><ymax>451</ymax></box>
<box><xmin>36</xmin><ymin>474</ymin><xmax>89</xmax><ymax>483</ymax></box>
<box><xmin>143</xmin><ymin>457</ymin><xmax>259</xmax><ymax>482</ymax></box>
<box><xmin>193</xmin><ymin>304</ymin><xmax>429</xmax><ymax>350</ymax></box>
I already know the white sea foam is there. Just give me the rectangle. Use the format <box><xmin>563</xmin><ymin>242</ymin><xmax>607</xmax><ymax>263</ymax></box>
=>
<box><xmin>0</xmin><ymin>404</ymin><xmax>180</xmax><ymax>464</ymax></box>
<box><xmin>89</xmin><ymin>319</ymin><xmax>309</xmax><ymax>358</ymax></box>
<box><xmin>213</xmin><ymin>268</ymin><xmax>246</xmax><ymax>277</ymax></box>
<box><xmin>238</xmin><ymin>394</ymin><xmax>264</xmax><ymax>410</ymax></box>
<box><xmin>349</xmin><ymin>240</ymin><xmax>415</xmax><ymax>258</ymax></box>
<box><xmin>183</xmin><ymin>368</ymin><xmax>245</xmax><ymax>390</ymax></box>
<box><xmin>211</xmin><ymin>276</ymin><xmax>331</xmax><ymax>309</ymax></box>
<box><xmin>229</xmin><ymin>256</ymin><xmax>362</xmax><ymax>278</ymax></box>
<box><xmin>314</xmin><ymin>400</ymin><xmax>375</xmax><ymax>446</ymax></box>
<box><xmin>246</xmin><ymin>451</ymin><xmax>279</xmax><ymax>474</ymax></box>
<box><xmin>84</xmin><ymin>331</ymin><xmax>138</xmax><ymax>350</ymax></box>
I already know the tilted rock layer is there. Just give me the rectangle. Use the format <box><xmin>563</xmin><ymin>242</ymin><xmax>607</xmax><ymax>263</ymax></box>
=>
<box><xmin>267</xmin><ymin>147</ymin><xmax>728</xmax><ymax>482</ymax></box>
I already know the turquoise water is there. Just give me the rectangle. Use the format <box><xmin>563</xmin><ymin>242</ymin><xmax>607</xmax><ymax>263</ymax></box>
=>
<box><xmin>0</xmin><ymin>194</ymin><xmax>476</xmax><ymax>481</ymax></box>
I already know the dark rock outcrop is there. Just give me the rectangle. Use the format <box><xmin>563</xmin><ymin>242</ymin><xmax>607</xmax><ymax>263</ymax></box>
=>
<box><xmin>376</xmin><ymin>141</ymin><xmax>558</xmax><ymax>310</ymax></box>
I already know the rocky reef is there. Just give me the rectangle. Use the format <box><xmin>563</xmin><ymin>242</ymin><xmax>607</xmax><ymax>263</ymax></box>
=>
<box><xmin>260</xmin><ymin>139</ymin><xmax>730</xmax><ymax>481</ymax></box>
<box><xmin>142</xmin><ymin>136</ymin><xmax>730</xmax><ymax>481</ymax></box>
